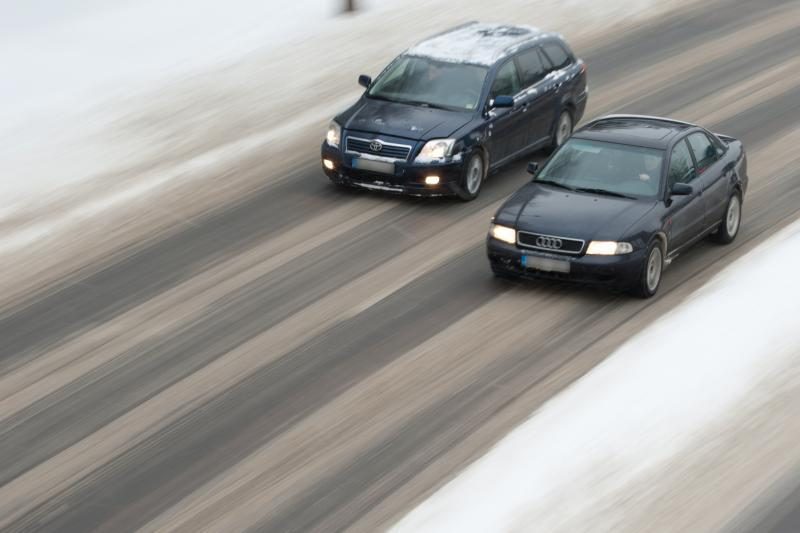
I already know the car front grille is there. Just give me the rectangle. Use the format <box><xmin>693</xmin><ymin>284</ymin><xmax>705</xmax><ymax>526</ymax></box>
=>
<box><xmin>346</xmin><ymin>136</ymin><xmax>412</xmax><ymax>161</ymax></box>
<box><xmin>517</xmin><ymin>231</ymin><xmax>585</xmax><ymax>255</ymax></box>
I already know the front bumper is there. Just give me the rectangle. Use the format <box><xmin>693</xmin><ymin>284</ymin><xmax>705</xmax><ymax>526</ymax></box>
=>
<box><xmin>486</xmin><ymin>236</ymin><xmax>646</xmax><ymax>288</ymax></box>
<box><xmin>321</xmin><ymin>143</ymin><xmax>464</xmax><ymax>197</ymax></box>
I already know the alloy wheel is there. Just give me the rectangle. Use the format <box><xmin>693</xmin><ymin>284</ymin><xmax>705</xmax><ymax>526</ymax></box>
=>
<box><xmin>646</xmin><ymin>245</ymin><xmax>663</xmax><ymax>293</ymax></box>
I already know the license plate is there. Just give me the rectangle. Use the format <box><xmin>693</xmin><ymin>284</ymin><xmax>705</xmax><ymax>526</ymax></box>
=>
<box><xmin>521</xmin><ymin>255</ymin><xmax>570</xmax><ymax>273</ymax></box>
<box><xmin>352</xmin><ymin>158</ymin><xmax>395</xmax><ymax>175</ymax></box>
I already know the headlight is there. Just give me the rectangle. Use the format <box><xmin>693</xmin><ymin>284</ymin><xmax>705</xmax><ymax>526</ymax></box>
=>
<box><xmin>415</xmin><ymin>139</ymin><xmax>455</xmax><ymax>163</ymax></box>
<box><xmin>585</xmin><ymin>241</ymin><xmax>633</xmax><ymax>255</ymax></box>
<box><xmin>326</xmin><ymin>121</ymin><xmax>342</xmax><ymax>148</ymax></box>
<box><xmin>489</xmin><ymin>224</ymin><xmax>516</xmax><ymax>245</ymax></box>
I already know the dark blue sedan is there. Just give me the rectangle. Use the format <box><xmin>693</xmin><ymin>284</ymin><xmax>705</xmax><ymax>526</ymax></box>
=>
<box><xmin>487</xmin><ymin>114</ymin><xmax>748</xmax><ymax>297</ymax></box>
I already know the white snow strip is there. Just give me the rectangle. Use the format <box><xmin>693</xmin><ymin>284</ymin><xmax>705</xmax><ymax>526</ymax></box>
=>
<box><xmin>391</xmin><ymin>219</ymin><xmax>800</xmax><ymax>533</ymax></box>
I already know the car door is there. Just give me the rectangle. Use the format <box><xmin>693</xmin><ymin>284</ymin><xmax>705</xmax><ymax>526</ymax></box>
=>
<box><xmin>539</xmin><ymin>42</ymin><xmax>575</xmax><ymax>135</ymax></box>
<box><xmin>686</xmin><ymin>131</ymin><xmax>728</xmax><ymax>226</ymax></box>
<box><xmin>665</xmin><ymin>138</ymin><xmax>706</xmax><ymax>252</ymax></box>
<box><xmin>485</xmin><ymin>59</ymin><xmax>525</xmax><ymax>166</ymax></box>
<box><xmin>513</xmin><ymin>47</ymin><xmax>556</xmax><ymax>148</ymax></box>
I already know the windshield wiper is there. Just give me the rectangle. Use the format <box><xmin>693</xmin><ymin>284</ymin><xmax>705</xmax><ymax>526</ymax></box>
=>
<box><xmin>574</xmin><ymin>187</ymin><xmax>636</xmax><ymax>200</ymax></box>
<box><xmin>534</xmin><ymin>179</ymin><xmax>576</xmax><ymax>192</ymax></box>
<box><xmin>366</xmin><ymin>93</ymin><xmax>400</xmax><ymax>104</ymax></box>
<box><xmin>396</xmin><ymin>99</ymin><xmax>452</xmax><ymax>111</ymax></box>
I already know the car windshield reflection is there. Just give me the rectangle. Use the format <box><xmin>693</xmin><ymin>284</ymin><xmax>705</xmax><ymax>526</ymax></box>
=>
<box><xmin>537</xmin><ymin>139</ymin><xmax>664</xmax><ymax>198</ymax></box>
<box><xmin>367</xmin><ymin>56</ymin><xmax>489</xmax><ymax>112</ymax></box>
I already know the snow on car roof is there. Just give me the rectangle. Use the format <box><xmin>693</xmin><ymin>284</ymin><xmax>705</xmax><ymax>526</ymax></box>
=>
<box><xmin>405</xmin><ymin>22</ymin><xmax>547</xmax><ymax>67</ymax></box>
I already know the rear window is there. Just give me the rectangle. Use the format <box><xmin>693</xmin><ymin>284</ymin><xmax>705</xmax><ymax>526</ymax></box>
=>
<box><xmin>542</xmin><ymin>42</ymin><xmax>572</xmax><ymax>70</ymax></box>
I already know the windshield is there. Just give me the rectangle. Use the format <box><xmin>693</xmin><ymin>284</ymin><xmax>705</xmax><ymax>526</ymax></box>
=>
<box><xmin>537</xmin><ymin>139</ymin><xmax>665</xmax><ymax>198</ymax></box>
<box><xmin>367</xmin><ymin>55</ymin><xmax>488</xmax><ymax>112</ymax></box>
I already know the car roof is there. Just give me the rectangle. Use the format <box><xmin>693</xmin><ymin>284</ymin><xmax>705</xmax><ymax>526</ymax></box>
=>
<box><xmin>573</xmin><ymin>115</ymin><xmax>696</xmax><ymax>149</ymax></box>
<box><xmin>404</xmin><ymin>22</ymin><xmax>556</xmax><ymax>67</ymax></box>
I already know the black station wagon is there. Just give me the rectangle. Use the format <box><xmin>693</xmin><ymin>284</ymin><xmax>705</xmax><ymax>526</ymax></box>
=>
<box><xmin>321</xmin><ymin>22</ymin><xmax>588</xmax><ymax>200</ymax></box>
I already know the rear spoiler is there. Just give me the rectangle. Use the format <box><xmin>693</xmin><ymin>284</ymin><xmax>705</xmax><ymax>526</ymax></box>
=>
<box><xmin>714</xmin><ymin>133</ymin><xmax>738</xmax><ymax>145</ymax></box>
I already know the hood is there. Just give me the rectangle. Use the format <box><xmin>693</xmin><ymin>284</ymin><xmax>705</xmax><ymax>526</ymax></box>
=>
<box><xmin>496</xmin><ymin>183</ymin><xmax>657</xmax><ymax>241</ymax></box>
<box><xmin>340</xmin><ymin>97</ymin><xmax>473</xmax><ymax>140</ymax></box>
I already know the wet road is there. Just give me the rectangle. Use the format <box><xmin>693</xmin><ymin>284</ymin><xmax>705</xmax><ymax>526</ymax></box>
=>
<box><xmin>1</xmin><ymin>0</ymin><xmax>800</xmax><ymax>531</ymax></box>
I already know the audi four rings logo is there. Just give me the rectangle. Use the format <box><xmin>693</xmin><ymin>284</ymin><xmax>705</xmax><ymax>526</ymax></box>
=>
<box><xmin>369</xmin><ymin>140</ymin><xmax>383</xmax><ymax>152</ymax></box>
<box><xmin>535</xmin><ymin>236</ymin><xmax>563</xmax><ymax>249</ymax></box>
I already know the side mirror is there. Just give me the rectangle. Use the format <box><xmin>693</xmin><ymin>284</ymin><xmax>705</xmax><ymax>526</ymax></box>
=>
<box><xmin>492</xmin><ymin>95</ymin><xmax>514</xmax><ymax>108</ymax></box>
<box><xmin>358</xmin><ymin>74</ymin><xmax>372</xmax><ymax>88</ymax></box>
<box><xmin>527</xmin><ymin>161</ymin><xmax>539</xmax><ymax>177</ymax></box>
<box><xmin>670</xmin><ymin>182</ymin><xmax>693</xmax><ymax>196</ymax></box>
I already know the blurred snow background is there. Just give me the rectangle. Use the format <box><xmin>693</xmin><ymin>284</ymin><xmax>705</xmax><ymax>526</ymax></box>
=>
<box><xmin>0</xmin><ymin>0</ymin><xmax>677</xmax><ymax>247</ymax></box>
<box><xmin>0</xmin><ymin>0</ymin><xmax>388</xmax><ymax>213</ymax></box>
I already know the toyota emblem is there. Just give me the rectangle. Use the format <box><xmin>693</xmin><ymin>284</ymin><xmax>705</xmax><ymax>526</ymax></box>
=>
<box><xmin>535</xmin><ymin>236</ymin><xmax>563</xmax><ymax>249</ymax></box>
<box><xmin>369</xmin><ymin>140</ymin><xmax>383</xmax><ymax>152</ymax></box>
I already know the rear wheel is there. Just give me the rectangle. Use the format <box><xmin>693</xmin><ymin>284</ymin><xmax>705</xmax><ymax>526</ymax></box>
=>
<box><xmin>630</xmin><ymin>241</ymin><xmax>663</xmax><ymax>298</ymax></box>
<box><xmin>549</xmin><ymin>110</ymin><xmax>573</xmax><ymax>151</ymax></box>
<box><xmin>457</xmin><ymin>152</ymin><xmax>485</xmax><ymax>201</ymax></box>
<box><xmin>712</xmin><ymin>193</ymin><xmax>741</xmax><ymax>244</ymax></box>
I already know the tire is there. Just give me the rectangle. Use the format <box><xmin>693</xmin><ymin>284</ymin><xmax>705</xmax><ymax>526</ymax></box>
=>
<box><xmin>548</xmin><ymin>109</ymin><xmax>573</xmax><ymax>151</ymax></box>
<box><xmin>630</xmin><ymin>240</ymin><xmax>664</xmax><ymax>298</ymax></box>
<box><xmin>712</xmin><ymin>193</ymin><xmax>742</xmax><ymax>244</ymax></box>
<box><xmin>457</xmin><ymin>152</ymin><xmax>486</xmax><ymax>201</ymax></box>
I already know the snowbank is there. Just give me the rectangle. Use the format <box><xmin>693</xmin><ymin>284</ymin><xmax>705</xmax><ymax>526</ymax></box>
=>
<box><xmin>391</xmin><ymin>219</ymin><xmax>800</xmax><ymax>533</ymax></box>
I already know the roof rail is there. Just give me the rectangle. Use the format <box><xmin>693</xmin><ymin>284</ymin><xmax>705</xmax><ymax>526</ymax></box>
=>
<box><xmin>587</xmin><ymin>114</ymin><xmax>697</xmax><ymax>128</ymax></box>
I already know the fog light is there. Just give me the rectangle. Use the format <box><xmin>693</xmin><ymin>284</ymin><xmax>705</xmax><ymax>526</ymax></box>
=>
<box><xmin>425</xmin><ymin>175</ymin><xmax>440</xmax><ymax>185</ymax></box>
<box><xmin>323</xmin><ymin>159</ymin><xmax>335</xmax><ymax>170</ymax></box>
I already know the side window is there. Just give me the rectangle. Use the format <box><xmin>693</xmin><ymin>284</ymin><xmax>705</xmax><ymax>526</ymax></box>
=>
<box><xmin>668</xmin><ymin>140</ymin><xmax>696</xmax><ymax>187</ymax></box>
<box><xmin>686</xmin><ymin>132</ymin><xmax>719</xmax><ymax>174</ymax></box>
<box><xmin>541</xmin><ymin>43</ymin><xmax>572</xmax><ymax>70</ymax></box>
<box><xmin>516</xmin><ymin>48</ymin><xmax>546</xmax><ymax>87</ymax></box>
<box><xmin>490</xmin><ymin>60</ymin><xmax>521</xmax><ymax>99</ymax></box>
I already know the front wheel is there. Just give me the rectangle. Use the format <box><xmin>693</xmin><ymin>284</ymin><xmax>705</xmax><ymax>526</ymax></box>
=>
<box><xmin>712</xmin><ymin>193</ymin><xmax>741</xmax><ymax>244</ymax></box>
<box><xmin>457</xmin><ymin>152</ymin><xmax>486</xmax><ymax>201</ymax></box>
<box><xmin>630</xmin><ymin>241</ymin><xmax>663</xmax><ymax>298</ymax></box>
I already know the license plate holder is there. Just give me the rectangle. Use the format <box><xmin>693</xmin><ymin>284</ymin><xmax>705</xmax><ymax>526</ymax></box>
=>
<box><xmin>352</xmin><ymin>158</ymin><xmax>395</xmax><ymax>175</ymax></box>
<box><xmin>521</xmin><ymin>254</ymin><xmax>570</xmax><ymax>273</ymax></box>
